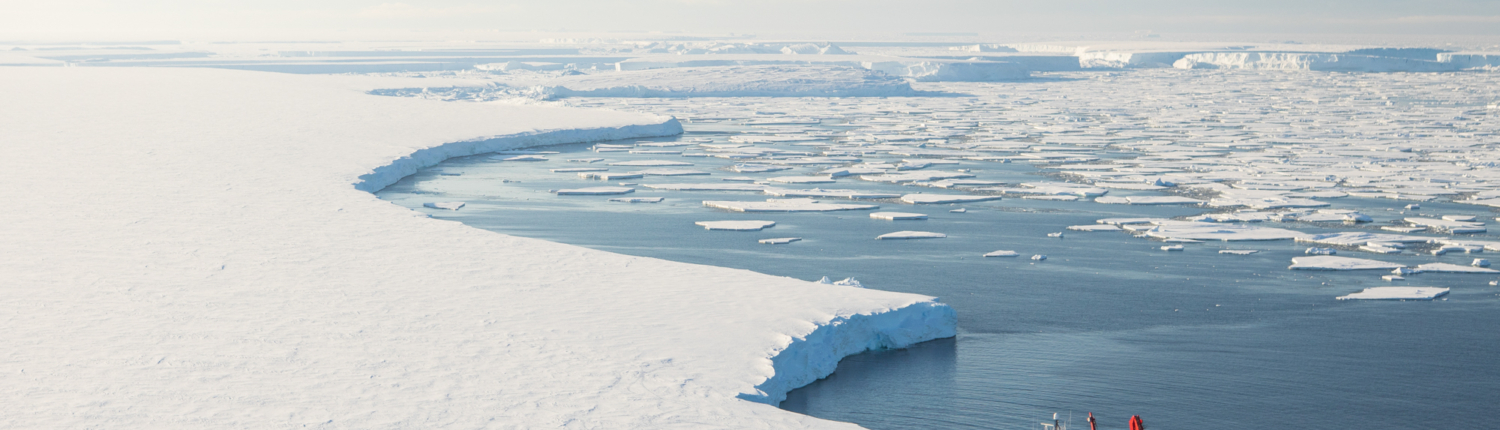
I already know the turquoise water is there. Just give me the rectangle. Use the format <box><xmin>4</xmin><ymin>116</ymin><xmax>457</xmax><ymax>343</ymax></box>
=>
<box><xmin>378</xmin><ymin>130</ymin><xmax>1500</xmax><ymax>429</ymax></box>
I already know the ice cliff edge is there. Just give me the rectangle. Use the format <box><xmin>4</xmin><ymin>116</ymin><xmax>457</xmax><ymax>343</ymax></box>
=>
<box><xmin>742</xmin><ymin>300</ymin><xmax>958</xmax><ymax>406</ymax></box>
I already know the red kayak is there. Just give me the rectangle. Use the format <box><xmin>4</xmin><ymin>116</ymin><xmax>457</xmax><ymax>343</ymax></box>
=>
<box><xmin>1129</xmin><ymin>415</ymin><xmax>1145</xmax><ymax>430</ymax></box>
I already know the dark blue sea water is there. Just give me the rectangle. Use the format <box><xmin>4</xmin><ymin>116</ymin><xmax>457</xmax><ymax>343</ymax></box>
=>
<box><xmin>378</xmin><ymin>130</ymin><xmax>1500</xmax><ymax>430</ymax></box>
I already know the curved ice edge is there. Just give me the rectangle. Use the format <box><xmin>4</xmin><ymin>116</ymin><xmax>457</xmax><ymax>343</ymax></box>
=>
<box><xmin>354</xmin><ymin>118</ymin><xmax>685</xmax><ymax>192</ymax></box>
<box><xmin>350</xmin><ymin>114</ymin><xmax>957</xmax><ymax>412</ymax></box>
<box><xmin>741</xmin><ymin>301</ymin><xmax>958</xmax><ymax>406</ymax></box>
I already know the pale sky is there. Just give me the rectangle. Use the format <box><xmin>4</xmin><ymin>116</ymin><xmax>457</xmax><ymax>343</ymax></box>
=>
<box><xmin>3</xmin><ymin>0</ymin><xmax>1498</xmax><ymax>41</ymax></box>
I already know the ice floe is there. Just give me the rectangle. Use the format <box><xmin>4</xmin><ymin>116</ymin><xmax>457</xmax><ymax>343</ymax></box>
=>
<box><xmin>1337</xmin><ymin>287</ymin><xmax>1450</xmax><ymax>301</ymax></box>
<box><xmin>696</xmin><ymin>220</ymin><xmax>776</xmax><ymax>231</ymax></box>
<box><xmin>423</xmin><ymin>202</ymin><xmax>466</xmax><ymax>210</ymax></box>
<box><xmin>555</xmin><ymin>186</ymin><xmax>635</xmax><ymax>195</ymax></box>
<box><xmin>876</xmin><ymin>231</ymin><xmax>947</xmax><ymax>240</ymax></box>
<box><xmin>869</xmin><ymin>212</ymin><xmax>929</xmax><ymax>220</ymax></box>
<box><xmin>758</xmin><ymin>237</ymin><xmax>801</xmax><ymax>244</ymax></box>
<box><xmin>900</xmin><ymin>194</ymin><xmax>1002</xmax><ymax>204</ymax></box>
<box><xmin>1290</xmin><ymin>256</ymin><xmax>1405</xmax><ymax>270</ymax></box>
<box><xmin>704</xmin><ymin>198</ymin><xmax>878</xmax><ymax>212</ymax></box>
<box><xmin>984</xmin><ymin>250</ymin><xmax>1020</xmax><ymax>258</ymax></box>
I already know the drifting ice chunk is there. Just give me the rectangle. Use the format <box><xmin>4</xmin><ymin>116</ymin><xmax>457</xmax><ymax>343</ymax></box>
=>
<box><xmin>877</xmin><ymin>231</ymin><xmax>947</xmax><ymax>240</ymax></box>
<box><xmin>423</xmin><ymin>202</ymin><xmax>466</xmax><ymax>210</ymax></box>
<box><xmin>567</xmin><ymin>158</ymin><xmax>604</xmax><ymax>163</ymax></box>
<box><xmin>1383</xmin><ymin>275</ymin><xmax>1405</xmax><ymax>281</ymax></box>
<box><xmin>1067</xmin><ymin>225</ymin><xmax>1121</xmax><ymax>231</ymax></box>
<box><xmin>1161</xmin><ymin>245</ymin><xmax>1185</xmax><ymax>251</ymax></box>
<box><xmin>1382</xmin><ymin>226</ymin><xmax>1427</xmax><ymax>233</ymax></box>
<box><xmin>1475</xmin><ymin>259</ymin><xmax>1491</xmax><ymax>268</ymax></box>
<box><xmin>1359</xmin><ymin>245</ymin><xmax>1402</xmax><ymax>254</ymax></box>
<box><xmin>633</xmin><ymin>169</ymin><xmax>710</xmax><ymax>176</ymax></box>
<box><xmin>1290</xmin><ymin>256</ymin><xmax>1405</xmax><ymax>270</ymax></box>
<box><xmin>767</xmin><ymin>176</ymin><xmax>837</xmax><ymax>184</ymax></box>
<box><xmin>1123</xmin><ymin>196</ymin><xmax>1203</xmax><ymax>205</ymax></box>
<box><xmin>696</xmin><ymin>220</ymin><xmax>775</xmax><ymax>231</ymax></box>
<box><xmin>608</xmin><ymin>197</ymin><xmax>663</xmax><ymax>203</ymax></box>
<box><xmin>1031</xmin><ymin>255</ymin><xmax>1047</xmax><ymax>261</ymax></box>
<box><xmin>579</xmin><ymin>172</ymin><xmax>645</xmax><ymax>180</ymax></box>
<box><xmin>1305</xmin><ymin>248</ymin><xmax>1337</xmax><ymax>255</ymax></box>
<box><xmin>984</xmin><ymin>250</ymin><xmax>1020</xmax><ymax>257</ymax></box>
<box><xmin>704</xmin><ymin>198</ymin><xmax>878</xmax><ymax>212</ymax></box>
<box><xmin>758</xmin><ymin>237</ymin><xmax>801</xmax><ymax>244</ymax></box>
<box><xmin>950</xmin><ymin>208</ymin><xmax>967</xmax><ymax>213</ymax></box>
<box><xmin>765</xmin><ymin>188</ymin><xmax>900</xmax><ymax>199</ymax></box>
<box><xmin>731</xmin><ymin>164</ymin><xmax>791</xmax><ymax>173</ymax></box>
<box><xmin>556</xmin><ymin>187</ymin><xmax>634</xmax><ymax>195</ymax></box>
<box><xmin>644</xmin><ymin>183</ymin><xmax>769</xmax><ymax>191</ymax></box>
<box><xmin>551</xmin><ymin>167</ymin><xmax>609</xmax><ymax>173</ymax></box>
<box><xmin>500</xmin><ymin>155</ymin><xmax>547</xmax><ymax>161</ymax></box>
<box><xmin>1443</xmin><ymin>215</ymin><xmax>1478</xmax><ymax>222</ymax></box>
<box><xmin>1219</xmin><ymin>250</ymin><xmax>1258</xmax><ymax>255</ymax></box>
<box><xmin>1337</xmin><ymin>287</ymin><xmax>1449</xmax><ymax>301</ymax></box>
<box><xmin>870</xmin><ymin>212</ymin><xmax>928</xmax><ymax>220</ymax></box>
<box><xmin>1414</xmin><ymin>263</ymin><xmax>1499</xmax><ymax>274</ymax></box>
<box><xmin>1144</xmin><ymin>220</ymin><xmax>1304</xmax><ymax>241</ymax></box>
<box><xmin>609</xmin><ymin>160</ymin><xmax>694</xmax><ymax>167</ymax></box>
<box><xmin>900</xmin><ymin>194</ymin><xmax>1002</xmax><ymax>204</ymax></box>
<box><xmin>1047</xmin><ymin>232</ymin><xmax>1064</xmax><ymax>238</ymax></box>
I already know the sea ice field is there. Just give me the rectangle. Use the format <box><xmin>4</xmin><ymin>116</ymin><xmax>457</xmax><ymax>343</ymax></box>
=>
<box><xmin>9</xmin><ymin>34</ymin><xmax>1500</xmax><ymax>430</ymax></box>
<box><xmin>380</xmin><ymin>69</ymin><xmax>1500</xmax><ymax>429</ymax></box>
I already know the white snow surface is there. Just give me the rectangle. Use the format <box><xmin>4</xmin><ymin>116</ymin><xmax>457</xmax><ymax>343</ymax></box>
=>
<box><xmin>0</xmin><ymin>67</ymin><xmax>956</xmax><ymax>429</ymax></box>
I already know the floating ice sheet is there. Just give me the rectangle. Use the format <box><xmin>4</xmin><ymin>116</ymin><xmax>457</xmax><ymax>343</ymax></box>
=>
<box><xmin>695</xmin><ymin>220</ymin><xmax>776</xmax><ymax>231</ymax></box>
<box><xmin>877</xmin><ymin>231</ymin><xmax>947</xmax><ymax>240</ymax></box>
<box><xmin>704</xmin><ymin>198</ymin><xmax>878</xmax><ymax>212</ymax></box>
<box><xmin>1337</xmin><ymin>287</ymin><xmax>1449</xmax><ymax>301</ymax></box>
<box><xmin>1290</xmin><ymin>256</ymin><xmax>1405</xmax><ymax>270</ymax></box>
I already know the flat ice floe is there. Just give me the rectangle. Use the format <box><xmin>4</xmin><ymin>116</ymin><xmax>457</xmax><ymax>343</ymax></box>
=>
<box><xmin>1094</xmin><ymin>195</ymin><xmax>1204</xmax><ymax>205</ymax></box>
<box><xmin>900</xmin><ymin>194</ymin><xmax>1002</xmax><ymax>204</ymax></box>
<box><xmin>643</xmin><ymin>183</ymin><xmax>769</xmax><ymax>191</ymax></box>
<box><xmin>759</xmin><ymin>237</ymin><xmax>802</xmax><ymax>244</ymax></box>
<box><xmin>870</xmin><ymin>212</ymin><xmax>929</xmax><ymax>220</ymax></box>
<box><xmin>608</xmin><ymin>160</ymin><xmax>694</xmax><ymax>167</ymax></box>
<box><xmin>422</xmin><ymin>202</ymin><xmax>466</xmax><ymax>210</ymax></box>
<box><xmin>1219</xmin><ymin>250</ymin><xmax>1259</xmax><ymax>255</ymax></box>
<box><xmin>1067</xmin><ymin>224</ymin><xmax>1122</xmax><ymax>231</ymax></box>
<box><xmin>766</xmin><ymin>176</ymin><xmax>837</xmax><ymax>184</ymax></box>
<box><xmin>1141</xmin><ymin>220</ymin><xmax>1304</xmax><ymax>241</ymax></box>
<box><xmin>1337</xmin><ymin>287</ymin><xmax>1450</xmax><ymax>301</ymax></box>
<box><xmin>551</xmin><ymin>167</ymin><xmax>609</xmax><ymax>173</ymax></box>
<box><xmin>984</xmin><ymin>250</ymin><xmax>1020</xmax><ymax>257</ymax></box>
<box><xmin>1413</xmin><ymin>263</ymin><xmax>1500</xmax><ymax>274</ymax></box>
<box><xmin>696</xmin><ymin>220</ymin><xmax>776</xmax><ymax>231</ymax></box>
<box><xmin>704</xmin><ymin>198</ymin><xmax>878</xmax><ymax>212</ymax></box>
<box><xmin>877</xmin><ymin>231</ymin><xmax>947</xmax><ymax>240</ymax></box>
<box><xmin>555</xmin><ymin>186</ymin><xmax>635</xmax><ymax>195</ymax></box>
<box><xmin>764</xmin><ymin>188</ymin><xmax>900</xmax><ymax>199</ymax></box>
<box><xmin>633</xmin><ymin>168</ymin><xmax>710</xmax><ymax>176</ymax></box>
<box><xmin>608</xmin><ymin>197</ymin><xmax>664</xmax><ymax>203</ymax></box>
<box><xmin>1290</xmin><ymin>256</ymin><xmax>1406</xmax><ymax>270</ymax></box>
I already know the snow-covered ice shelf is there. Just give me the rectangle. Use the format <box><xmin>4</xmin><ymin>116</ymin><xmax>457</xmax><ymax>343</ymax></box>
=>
<box><xmin>0</xmin><ymin>67</ymin><xmax>956</xmax><ymax>429</ymax></box>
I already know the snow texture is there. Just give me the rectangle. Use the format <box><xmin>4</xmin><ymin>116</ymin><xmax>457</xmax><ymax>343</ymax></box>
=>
<box><xmin>0</xmin><ymin>67</ymin><xmax>955</xmax><ymax>429</ymax></box>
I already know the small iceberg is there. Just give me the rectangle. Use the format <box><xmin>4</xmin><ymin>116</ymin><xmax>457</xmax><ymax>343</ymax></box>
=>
<box><xmin>1337</xmin><ymin>287</ymin><xmax>1449</xmax><ymax>301</ymax></box>
<box><xmin>1413</xmin><ymin>263</ymin><xmax>1499</xmax><ymax>274</ymax></box>
<box><xmin>695</xmin><ymin>220</ymin><xmax>776</xmax><ymax>231</ymax></box>
<box><xmin>869</xmin><ymin>212</ymin><xmax>928</xmax><ymax>220</ymax></box>
<box><xmin>876</xmin><ymin>231</ymin><xmax>947</xmax><ymax>240</ymax></box>
<box><xmin>950</xmin><ymin>208</ymin><xmax>967</xmax><ymax>213</ymax></box>
<box><xmin>608</xmin><ymin>197</ymin><xmax>663</xmax><ymax>203</ymax></box>
<box><xmin>984</xmin><ymin>250</ymin><xmax>1020</xmax><ymax>258</ymax></box>
<box><xmin>1161</xmin><ymin>245</ymin><xmax>1185</xmax><ymax>251</ymax></box>
<box><xmin>1305</xmin><ymin>247</ymin><xmax>1337</xmax><ymax>255</ymax></box>
<box><xmin>556</xmin><ymin>187</ymin><xmax>635</xmax><ymax>195</ymax></box>
<box><xmin>500</xmin><ymin>155</ymin><xmax>547</xmax><ymax>161</ymax></box>
<box><xmin>423</xmin><ymin>202</ymin><xmax>465</xmax><ymax>210</ymax></box>
<box><xmin>758</xmin><ymin>237</ymin><xmax>801</xmax><ymax>244</ymax></box>
<box><xmin>1219</xmin><ymin>250</ymin><xmax>1258</xmax><ymax>255</ymax></box>
<box><xmin>704</xmin><ymin>198</ymin><xmax>878</xmax><ymax>213</ymax></box>
<box><xmin>1290</xmin><ymin>256</ymin><xmax>1405</xmax><ymax>271</ymax></box>
<box><xmin>1031</xmin><ymin>254</ymin><xmax>1047</xmax><ymax>261</ymax></box>
<box><xmin>567</xmin><ymin>158</ymin><xmax>604</xmax><ymax>163</ymax></box>
<box><xmin>1047</xmin><ymin>232</ymin><xmax>1064</xmax><ymax>238</ymax></box>
<box><xmin>900</xmin><ymin>194</ymin><xmax>1002</xmax><ymax>204</ymax></box>
<box><xmin>578</xmin><ymin>172</ymin><xmax>645</xmax><ymax>180</ymax></box>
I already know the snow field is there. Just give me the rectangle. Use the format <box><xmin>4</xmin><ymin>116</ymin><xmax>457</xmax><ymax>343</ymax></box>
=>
<box><xmin>0</xmin><ymin>67</ymin><xmax>955</xmax><ymax>429</ymax></box>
